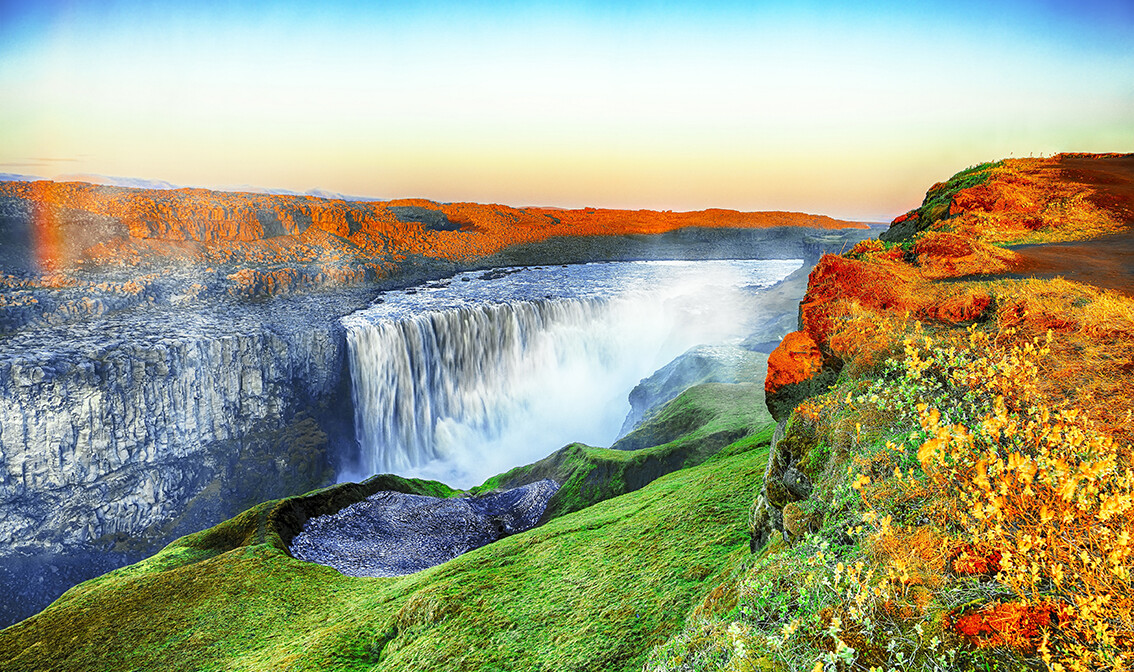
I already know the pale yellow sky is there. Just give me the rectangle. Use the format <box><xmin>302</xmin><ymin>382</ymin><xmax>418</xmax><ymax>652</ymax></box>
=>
<box><xmin>2</xmin><ymin>1</ymin><xmax>1132</xmax><ymax>220</ymax></box>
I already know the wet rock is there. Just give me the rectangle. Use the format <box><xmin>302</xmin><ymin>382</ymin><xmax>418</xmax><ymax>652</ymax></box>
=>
<box><xmin>782</xmin><ymin>465</ymin><xmax>813</xmax><ymax>500</ymax></box>
<box><xmin>289</xmin><ymin>479</ymin><xmax>559</xmax><ymax>577</ymax></box>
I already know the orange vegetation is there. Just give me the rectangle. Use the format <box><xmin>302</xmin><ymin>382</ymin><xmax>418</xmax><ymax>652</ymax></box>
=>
<box><xmin>0</xmin><ymin>180</ymin><xmax>866</xmax><ymax>274</ymax></box>
<box><xmin>764</xmin><ymin>154</ymin><xmax>1134</xmax><ymax>670</ymax></box>
<box><xmin>914</xmin><ymin>154</ymin><xmax>1134</xmax><ymax>245</ymax></box>
<box><xmin>949</xmin><ymin>601</ymin><xmax>1072</xmax><ymax>654</ymax></box>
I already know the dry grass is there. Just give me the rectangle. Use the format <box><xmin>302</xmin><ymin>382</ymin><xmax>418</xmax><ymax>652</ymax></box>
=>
<box><xmin>937</xmin><ymin>159</ymin><xmax>1126</xmax><ymax>245</ymax></box>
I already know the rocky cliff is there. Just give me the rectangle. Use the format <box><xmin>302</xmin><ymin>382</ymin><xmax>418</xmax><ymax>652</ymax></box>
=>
<box><xmin>0</xmin><ymin>181</ymin><xmax>872</xmax><ymax>626</ymax></box>
<box><xmin>0</xmin><ymin>290</ymin><xmax>372</xmax><ymax>624</ymax></box>
<box><xmin>739</xmin><ymin>153</ymin><xmax>1134</xmax><ymax>669</ymax></box>
<box><xmin>763</xmin><ymin>153</ymin><xmax>1134</xmax><ymax>423</ymax></box>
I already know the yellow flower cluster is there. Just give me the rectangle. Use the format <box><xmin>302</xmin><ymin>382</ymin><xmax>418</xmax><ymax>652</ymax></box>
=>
<box><xmin>906</xmin><ymin>331</ymin><xmax>1134</xmax><ymax>671</ymax></box>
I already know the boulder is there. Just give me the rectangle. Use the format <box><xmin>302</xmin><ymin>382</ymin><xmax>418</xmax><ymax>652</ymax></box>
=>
<box><xmin>289</xmin><ymin>479</ymin><xmax>560</xmax><ymax>577</ymax></box>
<box><xmin>764</xmin><ymin>331</ymin><xmax>838</xmax><ymax>422</ymax></box>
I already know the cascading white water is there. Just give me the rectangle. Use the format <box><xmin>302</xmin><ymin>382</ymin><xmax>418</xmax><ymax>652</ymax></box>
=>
<box><xmin>343</xmin><ymin>260</ymin><xmax>802</xmax><ymax>487</ymax></box>
<box><xmin>348</xmin><ymin>299</ymin><xmax>612</xmax><ymax>473</ymax></box>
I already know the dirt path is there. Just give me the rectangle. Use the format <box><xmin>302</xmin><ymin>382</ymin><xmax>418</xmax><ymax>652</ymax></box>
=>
<box><xmin>1010</xmin><ymin>230</ymin><xmax>1134</xmax><ymax>296</ymax></box>
<box><xmin>1006</xmin><ymin>155</ymin><xmax>1134</xmax><ymax>296</ymax></box>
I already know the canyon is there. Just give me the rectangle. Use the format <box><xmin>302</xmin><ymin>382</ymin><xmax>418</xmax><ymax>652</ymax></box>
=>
<box><xmin>0</xmin><ymin>180</ymin><xmax>871</xmax><ymax>626</ymax></box>
<box><xmin>4</xmin><ymin>153</ymin><xmax>1128</xmax><ymax>672</ymax></box>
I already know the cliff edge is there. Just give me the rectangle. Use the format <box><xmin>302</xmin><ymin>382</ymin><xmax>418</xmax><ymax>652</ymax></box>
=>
<box><xmin>720</xmin><ymin>153</ymin><xmax>1133</xmax><ymax>671</ymax></box>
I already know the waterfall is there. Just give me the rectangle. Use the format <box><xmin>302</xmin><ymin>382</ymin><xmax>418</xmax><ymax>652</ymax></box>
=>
<box><xmin>344</xmin><ymin>260</ymin><xmax>802</xmax><ymax>487</ymax></box>
<box><xmin>347</xmin><ymin>298</ymin><xmax>615</xmax><ymax>475</ymax></box>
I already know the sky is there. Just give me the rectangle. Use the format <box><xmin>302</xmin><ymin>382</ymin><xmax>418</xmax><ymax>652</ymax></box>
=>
<box><xmin>1</xmin><ymin>1</ymin><xmax>1131</xmax><ymax>221</ymax></box>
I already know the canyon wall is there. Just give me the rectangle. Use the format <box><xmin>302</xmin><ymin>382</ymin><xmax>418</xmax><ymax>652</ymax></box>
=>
<box><xmin>0</xmin><ymin>180</ymin><xmax>867</xmax><ymax>277</ymax></box>
<box><xmin>0</xmin><ymin>292</ymin><xmax>369</xmax><ymax>625</ymax></box>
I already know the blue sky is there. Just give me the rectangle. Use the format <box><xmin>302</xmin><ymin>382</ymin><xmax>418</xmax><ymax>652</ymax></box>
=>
<box><xmin>1</xmin><ymin>0</ymin><xmax>1131</xmax><ymax>219</ymax></box>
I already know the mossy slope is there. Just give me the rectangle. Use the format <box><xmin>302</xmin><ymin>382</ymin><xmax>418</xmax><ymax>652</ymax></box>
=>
<box><xmin>476</xmin><ymin>382</ymin><xmax>771</xmax><ymax>521</ymax></box>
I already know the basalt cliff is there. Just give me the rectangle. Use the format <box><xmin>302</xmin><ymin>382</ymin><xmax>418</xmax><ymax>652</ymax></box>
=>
<box><xmin>0</xmin><ymin>182</ymin><xmax>870</xmax><ymax>626</ymax></box>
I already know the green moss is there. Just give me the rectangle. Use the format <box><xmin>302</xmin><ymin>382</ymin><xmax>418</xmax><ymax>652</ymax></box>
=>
<box><xmin>882</xmin><ymin>160</ymin><xmax>1003</xmax><ymax>242</ymax></box>
<box><xmin>803</xmin><ymin>440</ymin><xmax>831</xmax><ymax>477</ymax></box>
<box><xmin>474</xmin><ymin>382</ymin><xmax>773</xmax><ymax>520</ymax></box>
<box><xmin>0</xmin><ymin>441</ymin><xmax>772</xmax><ymax>672</ymax></box>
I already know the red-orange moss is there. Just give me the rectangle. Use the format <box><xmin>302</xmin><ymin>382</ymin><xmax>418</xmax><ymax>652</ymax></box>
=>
<box><xmin>949</xmin><ymin>601</ymin><xmax>1071</xmax><ymax>654</ymax></box>
<box><xmin>765</xmin><ymin>331</ymin><xmax>824</xmax><ymax>395</ymax></box>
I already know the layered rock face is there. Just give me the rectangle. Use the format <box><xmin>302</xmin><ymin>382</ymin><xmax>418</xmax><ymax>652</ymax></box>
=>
<box><xmin>0</xmin><ymin>292</ymin><xmax>368</xmax><ymax>626</ymax></box>
<box><xmin>0</xmin><ymin>179</ymin><xmax>874</xmax><ymax>626</ymax></box>
<box><xmin>1</xmin><ymin>322</ymin><xmax>338</xmax><ymax>551</ymax></box>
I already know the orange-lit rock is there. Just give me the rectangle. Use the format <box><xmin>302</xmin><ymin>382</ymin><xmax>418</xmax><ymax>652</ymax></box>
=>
<box><xmin>762</xmin><ymin>152</ymin><xmax>1134</xmax><ymax>424</ymax></box>
<box><xmin>912</xmin><ymin>231</ymin><xmax>1018</xmax><ymax>279</ymax></box>
<box><xmin>764</xmin><ymin>331</ymin><xmax>838</xmax><ymax>422</ymax></box>
<box><xmin>891</xmin><ymin>210</ymin><xmax>918</xmax><ymax>225</ymax></box>
<box><xmin>765</xmin><ymin>331</ymin><xmax>823</xmax><ymax>395</ymax></box>
<box><xmin>948</xmin><ymin>182</ymin><xmax>1039</xmax><ymax>217</ymax></box>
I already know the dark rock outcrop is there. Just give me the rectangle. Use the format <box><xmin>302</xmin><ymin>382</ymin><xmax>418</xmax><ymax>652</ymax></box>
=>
<box><xmin>289</xmin><ymin>480</ymin><xmax>559</xmax><ymax>577</ymax></box>
<box><xmin>388</xmin><ymin>205</ymin><xmax>464</xmax><ymax>232</ymax></box>
<box><xmin>749</xmin><ymin>419</ymin><xmax>826</xmax><ymax>550</ymax></box>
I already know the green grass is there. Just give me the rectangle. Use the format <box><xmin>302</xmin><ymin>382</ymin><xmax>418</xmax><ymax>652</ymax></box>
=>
<box><xmin>882</xmin><ymin>160</ymin><xmax>1003</xmax><ymax>242</ymax></box>
<box><xmin>475</xmin><ymin>382</ymin><xmax>772</xmax><ymax>520</ymax></box>
<box><xmin>0</xmin><ymin>385</ymin><xmax>774</xmax><ymax>672</ymax></box>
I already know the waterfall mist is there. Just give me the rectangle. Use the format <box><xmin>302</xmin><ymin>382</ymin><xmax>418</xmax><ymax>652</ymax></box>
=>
<box><xmin>342</xmin><ymin>260</ymin><xmax>801</xmax><ymax>488</ymax></box>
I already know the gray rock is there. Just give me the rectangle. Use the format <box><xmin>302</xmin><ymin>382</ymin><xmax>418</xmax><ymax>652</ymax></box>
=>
<box><xmin>0</xmin><ymin>287</ymin><xmax>373</xmax><ymax>626</ymax></box>
<box><xmin>289</xmin><ymin>479</ymin><xmax>559</xmax><ymax>577</ymax></box>
<box><xmin>782</xmin><ymin>466</ymin><xmax>813</xmax><ymax>500</ymax></box>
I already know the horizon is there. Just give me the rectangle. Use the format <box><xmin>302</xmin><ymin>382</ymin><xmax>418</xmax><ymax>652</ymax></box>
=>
<box><xmin>0</xmin><ymin>171</ymin><xmax>893</xmax><ymax>221</ymax></box>
<box><xmin>2</xmin><ymin>1</ymin><xmax>1132</xmax><ymax>221</ymax></box>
